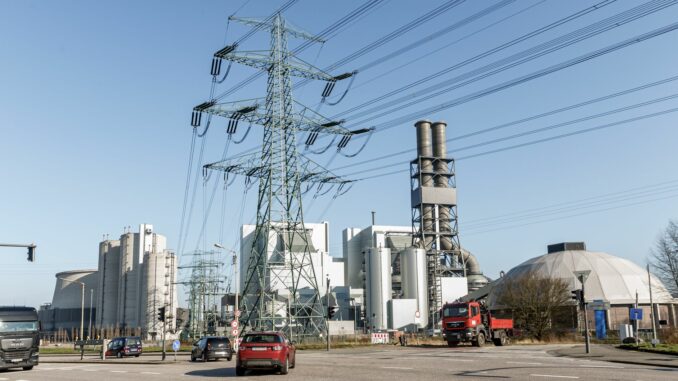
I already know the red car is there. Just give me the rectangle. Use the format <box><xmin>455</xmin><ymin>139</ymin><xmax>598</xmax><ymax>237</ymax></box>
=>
<box><xmin>236</xmin><ymin>331</ymin><xmax>296</xmax><ymax>376</ymax></box>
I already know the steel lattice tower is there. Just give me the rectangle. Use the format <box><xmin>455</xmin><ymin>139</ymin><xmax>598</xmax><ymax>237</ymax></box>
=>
<box><xmin>193</xmin><ymin>14</ymin><xmax>360</xmax><ymax>340</ymax></box>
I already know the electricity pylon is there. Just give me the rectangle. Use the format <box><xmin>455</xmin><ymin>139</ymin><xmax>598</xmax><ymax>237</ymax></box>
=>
<box><xmin>193</xmin><ymin>13</ymin><xmax>360</xmax><ymax>340</ymax></box>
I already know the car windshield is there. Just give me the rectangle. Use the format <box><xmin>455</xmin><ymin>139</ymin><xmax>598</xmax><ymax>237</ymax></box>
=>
<box><xmin>210</xmin><ymin>338</ymin><xmax>230</xmax><ymax>347</ymax></box>
<box><xmin>443</xmin><ymin>306</ymin><xmax>469</xmax><ymax>318</ymax></box>
<box><xmin>0</xmin><ymin>321</ymin><xmax>38</xmax><ymax>332</ymax></box>
<box><xmin>243</xmin><ymin>334</ymin><xmax>282</xmax><ymax>344</ymax></box>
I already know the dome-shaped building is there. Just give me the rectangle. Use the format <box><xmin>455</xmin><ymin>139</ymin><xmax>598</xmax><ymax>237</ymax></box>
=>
<box><xmin>486</xmin><ymin>242</ymin><xmax>678</xmax><ymax>330</ymax></box>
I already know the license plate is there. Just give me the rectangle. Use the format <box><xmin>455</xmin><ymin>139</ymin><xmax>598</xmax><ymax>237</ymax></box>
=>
<box><xmin>252</xmin><ymin>347</ymin><xmax>267</xmax><ymax>351</ymax></box>
<box><xmin>10</xmin><ymin>359</ymin><xmax>21</xmax><ymax>363</ymax></box>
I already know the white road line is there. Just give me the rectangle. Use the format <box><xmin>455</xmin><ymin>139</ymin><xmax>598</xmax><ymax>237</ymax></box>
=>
<box><xmin>382</xmin><ymin>366</ymin><xmax>414</xmax><ymax>370</ymax></box>
<box><xmin>531</xmin><ymin>374</ymin><xmax>579</xmax><ymax>379</ymax></box>
<box><xmin>142</xmin><ymin>372</ymin><xmax>162</xmax><ymax>375</ymax></box>
<box><xmin>0</xmin><ymin>378</ymin><xmax>8</xmax><ymax>381</ymax></box>
<box><xmin>110</xmin><ymin>370</ymin><xmax>128</xmax><ymax>373</ymax></box>
<box><xmin>507</xmin><ymin>361</ymin><xmax>543</xmax><ymax>365</ymax></box>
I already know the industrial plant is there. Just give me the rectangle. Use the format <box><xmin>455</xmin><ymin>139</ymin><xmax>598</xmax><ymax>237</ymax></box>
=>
<box><xmin>39</xmin><ymin>224</ymin><xmax>178</xmax><ymax>341</ymax></box>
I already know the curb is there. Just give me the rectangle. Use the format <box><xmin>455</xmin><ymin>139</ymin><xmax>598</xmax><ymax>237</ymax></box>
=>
<box><xmin>548</xmin><ymin>349</ymin><xmax>678</xmax><ymax>369</ymax></box>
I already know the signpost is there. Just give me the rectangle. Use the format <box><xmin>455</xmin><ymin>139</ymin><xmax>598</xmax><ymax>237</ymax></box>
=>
<box><xmin>172</xmin><ymin>340</ymin><xmax>180</xmax><ymax>362</ymax></box>
<box><xmin>573</xmin><ymin>270</ymin><xmax>591</xmax><ymax>354</ymax></box>
<box><xmin>629</xmin><ymin>308</ymin><xmax>643</xmax><ymax>321</ymax></box>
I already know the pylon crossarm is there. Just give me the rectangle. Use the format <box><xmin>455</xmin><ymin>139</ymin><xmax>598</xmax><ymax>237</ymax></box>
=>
<box><xmin>202</xmin><ymin>103</ymin><xmax>349</xmax><ymax>135</ymax></box>
<box><xmin>217</xmin><ymin>50</ymin><xmax>333</xmax><ymax>81</ymax></box>
<box><xmin>229</xmin><ymin>16</ymin><xmax>325</xmax><ymax>43</ymax></box>
<box><xmin>203</xmin><ymin>152</ymin><xmax>353</xmax><ymax>185</ymax></box>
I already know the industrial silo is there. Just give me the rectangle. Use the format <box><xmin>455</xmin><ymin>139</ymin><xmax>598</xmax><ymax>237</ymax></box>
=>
<box><xmin>96</xmin><ymin>239</ymin><xmax>120</xmax><ymax>328</ymax></box>
<box><xmin>401</xmin><ymin>247</ymin><xmax>428</xmax><ymax>328</ymax></box>
<box><xmin>365</xmin><ymin>247</ymin><xmax>391</xmax><ymax>331</ymax></box>
<box><xmin>141</xmin><ymin>248</ymin><xmax>176</xmax><ymax>339</ymax></box>
<box><xmin>117</xmin><ymin>232</ymin><xmax>140</xmax><ymax>327</ymax></box>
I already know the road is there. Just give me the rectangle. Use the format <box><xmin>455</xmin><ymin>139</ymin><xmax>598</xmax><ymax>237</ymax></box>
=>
<box><xmin>2</xmin><ymin>345</ymin><xmax>675</xmax><ymax>380</ymax></box>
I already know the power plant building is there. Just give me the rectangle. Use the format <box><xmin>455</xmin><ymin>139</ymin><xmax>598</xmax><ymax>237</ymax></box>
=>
<box><xmin>40</xmin><ymin>224</ymin><xmax>178</xmax><ymax>340</ymax></box>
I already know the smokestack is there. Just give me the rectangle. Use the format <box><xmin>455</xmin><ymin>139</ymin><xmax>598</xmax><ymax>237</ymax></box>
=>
<box><xmin>414</xmin><ymin>120</ymin><xmax>434</xmax><ymax>249</ymax></box>
<box><xmin>431</xmin><ymin>121</ymin><xmax>452</xmax><ymax>251</ymax></box>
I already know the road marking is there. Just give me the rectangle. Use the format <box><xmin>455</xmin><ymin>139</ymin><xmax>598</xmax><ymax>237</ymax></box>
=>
<box><xmin>110</xmin><ymin>370</ymin><xmax>128</xmax><ymax>373</ymax></box>
<box><xmin>507</xmin><ymin>361</ymin><xmax>542</xmax><ymax>365</ymax></box>
<box><xmin>0</xmin><ymin>378</ymin><xmax>8</xmax><ymax>380</ymax></box>
<box><xmin>142</xmin><ymin>372</ymin><xmax>162</xmax><ymax>375</ymax></box>
<box><xmin>531</xmin><ymin>375</ymin><xmax>579</xmax><ymax>379</ymax></box>
<box><xmin>382</xmin><ymin>366</ymin><xmax>414</xmax><ymax>370</ymax></box>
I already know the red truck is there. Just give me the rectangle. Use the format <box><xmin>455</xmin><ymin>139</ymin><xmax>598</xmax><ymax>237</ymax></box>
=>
<box><xmin>441</xmin><ymin>301</ymin><xmax>513</xmax><ymax>347</ymax></box>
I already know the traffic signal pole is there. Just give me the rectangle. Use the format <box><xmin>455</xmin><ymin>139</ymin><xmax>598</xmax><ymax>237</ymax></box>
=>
<box><xmin>326</xmin><ymin>276</ymin><xmax>330</xmax><ymax>352</ymax></box>
<box><xmin>0</xmin><ymin>243</ymin><xmax>37</xmax><ymax>261</ymax></box>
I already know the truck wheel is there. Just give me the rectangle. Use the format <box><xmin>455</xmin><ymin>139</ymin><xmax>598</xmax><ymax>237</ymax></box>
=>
<box><xmin>447</xmin><ymin>341</ymin><xmax>459</xmax><ymax>347</ymax></box>
<box><xmin>22</xmin><ymin>366</ymin><xmax>34</xmax><ymax>371</ymax></box>
<box><xmin>473</xmin><ymin>332</ymin><xmax>485</xmax><ymax>347</ymax></box>
<box><xmin>500</xmin><ymin>331</ymin><xmax>509</xmax><ymax>346</ymax></box>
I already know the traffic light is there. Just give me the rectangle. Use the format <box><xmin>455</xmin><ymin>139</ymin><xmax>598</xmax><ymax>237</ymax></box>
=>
<box><xmin>27</xmin><ymin>245</ymin><xmax>36</xmax><ymax>262</ymax></box>
<box><xmin>571</xmin><ymin>290</ymin><xmax>583</xmax><ymax>306</ymax></box>
<box><xmin>328</xmin><ymin>305</ymin><xmax>339</xmax><ymax>320</ymax></box>
<box><xmin>158</xmin><ymin>306</ymin><xmax>166</xmax><ymax>322</ymax></box>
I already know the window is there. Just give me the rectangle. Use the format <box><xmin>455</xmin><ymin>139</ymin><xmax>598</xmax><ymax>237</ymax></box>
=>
<box><xmin>0</xmin><ymin>321</ymin><xmax>39</xmax><ymax>332</ymax></box>
<box><xmin>471</xmin><ymin>306</ymin><xmax>479</xmax><ymax>316</ymax></box>
<box><xmin>243</xmin><ymin>334</ymin><xmax>283</xmax><ymax>343</ymax></box>
<box><xmin>443</xmin><ymin>306</ymin><xmax>469</xmax><ymax>318</ymax></box>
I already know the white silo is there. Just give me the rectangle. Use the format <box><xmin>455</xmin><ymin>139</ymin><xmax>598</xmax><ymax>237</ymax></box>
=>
<box><xmin>401</xmin><ymin>247</ymin><xmax>428</xmax><ymax>328</ymax></box>
<box><xmin>365</xmin><ymin>247</ymin><xmax>392</xmax><ymax>331</ymax></box>
<box><xmin>96</xmin><ymin>239</ymin><xmax>121</xmax><ymax>328</ymax></box>
<box><xmin>141</xmin><ymin>248</ymin><xmax>176</xmax><ymax>339</ymax></box>
<box><xmin>117</xmin><ymin>232</ymin><xmax>140</xmax><ymax>327</ymax></box>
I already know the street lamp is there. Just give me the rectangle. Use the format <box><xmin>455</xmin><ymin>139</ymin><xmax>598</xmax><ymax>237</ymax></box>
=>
<box><xmin>214</xmin><ymin>244</ymin><xmax>239</xmax><ymax>330</ymax></box>
<box><xmin>58</xmin><ymin>277</ymin><xmax>85</xmax><ymax>341</ymax></box>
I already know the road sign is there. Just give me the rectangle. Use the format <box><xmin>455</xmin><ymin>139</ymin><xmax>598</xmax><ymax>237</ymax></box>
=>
<box><xmin>172</xmin><ymin>340</ymin><xmax>181</xmax><ymax>352</ymax></box>
<box><xmin>573</xmin><ymin>270</ymin><xmax>591</xmax><ymax>284</ymax></box>
<box><xmin>231</xmin><ymin>320</ymin><xmax>239</xmax><ymax>329</ymax></box>
<box><xmin>231</xmin><ymin>328</ymin><xmax>239</xmax><ymax>336</ymax></box>
<box><xmin>630</xmin><ymin>308</ymin><xmax>643</xmax><ymax>320</ymax></box>
<box><xmin>234</xmin><ymin>310</ymin><xmax>241</xmax><ymax>318</ymax></box>
<box><xmin>590</xmin><ymin>300</ymin><xmax>610</xmax><ymax>310</ymax></box>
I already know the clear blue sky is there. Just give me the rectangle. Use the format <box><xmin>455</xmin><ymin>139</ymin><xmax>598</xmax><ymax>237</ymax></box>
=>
<box><xmin>2</xmin><ymin>0</ymin><xmax>677</xmax><ymax>308</ymax></box>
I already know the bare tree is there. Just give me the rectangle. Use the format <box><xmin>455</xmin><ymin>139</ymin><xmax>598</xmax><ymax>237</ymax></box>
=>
<box><xmin>650</xmin><ymin>220</ymin><xmax>678</xmax><ymax>296</ymax></box>
<box><xmin>494</xmin><ymin>270</ymin><xmax>571</xmax><ymax>340</ymax></box>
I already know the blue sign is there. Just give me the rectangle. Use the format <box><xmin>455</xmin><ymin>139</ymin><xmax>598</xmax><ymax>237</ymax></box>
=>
<box><xmin>630</xmin><ymin>308</ymin><xmax>643</xmax><ymax>320</ymax></box>
<box><xmin>595</xmin><ymin>310</ymin><xmax>606</xmax><ymax>339</ymax></box>
<box><xmin>172</xmin><ymin>339</ymin><xmax>181</xmax><ymax>352</ymax></box>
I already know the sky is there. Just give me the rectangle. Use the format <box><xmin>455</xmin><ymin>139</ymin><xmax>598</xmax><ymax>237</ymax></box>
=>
<box><xmin>1</xmin><ymin>0</ymin><xmax>677</xmax><ymax>308</ymax></box>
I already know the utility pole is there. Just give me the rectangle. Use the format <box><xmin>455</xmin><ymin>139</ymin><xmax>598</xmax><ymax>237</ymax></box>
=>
<box><xmin>634</xmin><ymin>290</ymin><xmax>639</xmax><ymax>346</ymax></box>
<box><xmin>647</xmin><ymin>264</ymin><xmax>658</xmax><ymax>346</ymax></box>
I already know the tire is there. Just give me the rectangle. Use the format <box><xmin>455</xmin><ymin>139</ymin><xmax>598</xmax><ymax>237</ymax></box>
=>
<box><xmin>493</xmin><ymin>331</ymin><xmax>508</xmax><ymax>346</ymax></box>
<box><xmin>190</xmin><ymin>354</ymin><xmax>195</xmax><ymax>362</ymax></box>
<box><xmin>236</xmin><ymin>366</ymin><xmax>246</xmax><ymax>376</ymax></box>
<box><xmin>227</xmin><ymin>355</ymin><xmax>232</xmax><ymax>362</ymax></box>
<box><xmin>280</xmin><ymin>356</ymin><xmax>289</xmax><ymax>375</ymax></box>
<box><xmin>116</xmin><ymin>351</ymin><xmax>123</xmax><ymax>358</ymax></box>
<box><xmin>447</xmin><ymin>341</ymin><xmax>459</xmax><ymax>347</ymax></box>
<box><xmin>22</xmin><ymin>366</ymin><xmax>34</xmax><ymax>371</ymax></box>
<box><xmin>473</xmin><ymin>332</ymin><xmax>485</xmax><ymax>347</ymax></box>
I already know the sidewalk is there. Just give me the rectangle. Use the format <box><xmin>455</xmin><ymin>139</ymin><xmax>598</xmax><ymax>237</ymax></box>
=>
<box><xmin>550</xmin><ymin>344</ymin><xmax>678</xmax><ymax>368</ymax></box>
<box><xmin>40</xmin><ymin>352</ymin><xmax>191</xmax><ymax>365</ymax></box>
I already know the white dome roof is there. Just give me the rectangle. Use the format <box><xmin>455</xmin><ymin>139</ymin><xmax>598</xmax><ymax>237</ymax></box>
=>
<box><xmin>494</xmin><ymin>250</ymin><xmax>675</xmax><ymax>305</ymax></box>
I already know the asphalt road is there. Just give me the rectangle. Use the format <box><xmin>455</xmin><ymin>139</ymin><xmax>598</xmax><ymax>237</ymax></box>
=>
<box><xmin>2</xmin><ymin>345</ymin><xmax>676</xmax><ymax>380</ymax></box>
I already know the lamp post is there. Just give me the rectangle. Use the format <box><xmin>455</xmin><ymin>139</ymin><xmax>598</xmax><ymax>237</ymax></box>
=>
<box><xmin>89</xmin><ymin>289</ymin><xmax>93</xmax><ymax>339</ymax></box>
<box><xmin>58</xmin><ymin>277</ymin><xmax>85</xmax><ymax>341</ymax></box>
<box><xmin>214</xmin><ymin>244</ymin><xmax>238</xmax><ymax>339</ymax></box>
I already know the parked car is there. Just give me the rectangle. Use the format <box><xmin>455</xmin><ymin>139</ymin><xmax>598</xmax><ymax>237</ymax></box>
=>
<box><xmin>105</xmin><ymin>336</ymin><xmax>142</xmax><ymax>358</ymax></box>
<box><xmin>191</xmin><ymin>336</ymin><xmax>232</xmax><ymax>362</ymax></box>
<box><xmin>236</xmin><ymin>331</ymin><xmax>295</xmax><ymax>376</ymax></box>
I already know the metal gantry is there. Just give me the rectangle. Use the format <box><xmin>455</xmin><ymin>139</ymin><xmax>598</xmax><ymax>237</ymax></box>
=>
<box><xmin>178</xmin><ymin>250</ymin><xmax>224</xmax><ymax>339</ymax></box>
<box><xmin>193</xmin><ymin>14</ymin><xmax>360</xmax><ymax>340</ymax></box>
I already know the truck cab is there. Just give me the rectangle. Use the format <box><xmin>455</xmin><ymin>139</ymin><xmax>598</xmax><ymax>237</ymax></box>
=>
<box><xmin>0</xmin><ymin>306</ymin><xmax>40</xmax><ymax>371</ymax></box>
<box><xmin>441</xmin><ymin>301</ymin><xmax>512</xmax><ymax>347</ymax></box>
